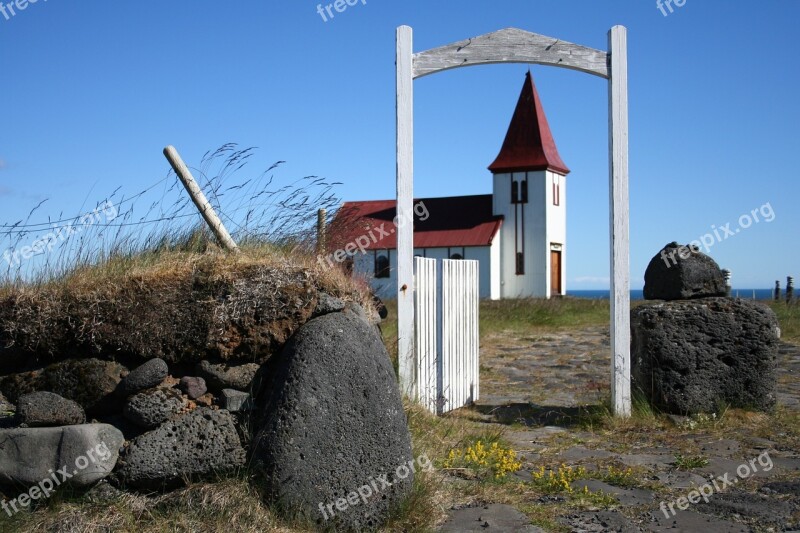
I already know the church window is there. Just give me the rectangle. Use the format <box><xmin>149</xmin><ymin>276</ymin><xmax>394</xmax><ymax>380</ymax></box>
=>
<box><xmin>375</xmin><ymin>252</ymin><xmax>390</xmax><ymax>278</ymax></box>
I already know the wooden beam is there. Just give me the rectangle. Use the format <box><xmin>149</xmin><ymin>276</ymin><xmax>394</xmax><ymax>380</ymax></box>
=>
<box><xmin>608</xmin><ymin>26</ymin><xmax>631</xmax><ymax>417</ymax></box>
<box><xmin>396</xmin><ymin>25</ymin><xmax>416</xmax><ymax>397</ymax></box>
<box><xmin>413</xmin><ymin>27</ymin><xmax>609</xmax><ymax>80</ymax></box>
<box><xmin>163</xmin><ymin>145</ymin><xmax>240</xmax><ymax>254</ymax></box>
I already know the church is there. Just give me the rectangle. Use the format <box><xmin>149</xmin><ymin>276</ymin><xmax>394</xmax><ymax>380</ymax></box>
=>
<box><xmin>328</xmin><ymin>72</ymin><xmax>569</xmax><ymax>300</ymax></box>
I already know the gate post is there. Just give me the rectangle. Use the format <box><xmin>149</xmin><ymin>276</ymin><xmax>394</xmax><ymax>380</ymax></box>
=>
<box><xmin>608</xmin><ymin>26</ymin><xmax>631</xmax><ymax>417</ymax></box>
<box><xmin>396</xmin><ymin>25</ymin><xmax>415</xmax><ymax>397</ymax></box>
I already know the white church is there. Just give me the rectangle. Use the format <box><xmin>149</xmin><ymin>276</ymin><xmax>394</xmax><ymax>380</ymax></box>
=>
<box><xmin>329</xmin><ymin>72</ymin><xmax>569</xmax><ymax>300</ymax></box>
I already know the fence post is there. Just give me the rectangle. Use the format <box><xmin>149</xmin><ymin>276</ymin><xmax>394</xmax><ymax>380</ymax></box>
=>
<box><xmin>774</xmin><ymin>280</ymin><xmax>781</xmax><ymax>301</ymax></box>
<box><xmin>722</xmin><ymin>269</ymin><xmax>732</xmax><ymax>297</ymax></box>
<box><xmin>163</xmin><ymin>145</ymin><xmax>239</xmax><ymax>253</ymax></box>
<box><xmin>316</xmin><ymin>208</ymin><xmax>327</xmax><ymax>255</ymax></box>
<box><xmin>788</xmin><ymin>276</ymin><xmax>794</xmax><ymax>304</ymax></box>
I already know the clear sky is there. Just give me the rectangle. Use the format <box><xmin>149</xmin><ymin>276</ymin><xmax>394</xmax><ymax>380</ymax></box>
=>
<box><xmin>1</xmin><ymin>1</ymin><xmax>798</xmax><ymax>289</ymax></box>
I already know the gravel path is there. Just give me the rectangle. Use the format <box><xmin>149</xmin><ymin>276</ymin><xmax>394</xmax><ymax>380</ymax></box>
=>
<box><xmin>439</xmin><ymin>328</ymin><xmax>800</xmax><ymax>532</ymax></box>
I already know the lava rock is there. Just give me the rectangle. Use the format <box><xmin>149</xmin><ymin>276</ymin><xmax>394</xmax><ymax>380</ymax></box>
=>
<box><xmin>178</xmin><ymin>376</ymin><xmax>207</xmax><ymax>400</ymax></box>
<box><xmin>121</xmin><ymin>358</ymin><xmax>169</xmax><ymax>396</ymax></box>
<box><xmin>118</xmin><ymin>407</ymin><xmax>245</xmax><ymax>490</ymax></box>
<box><xmin>0</xmin><ymin>358</ymin><xmax>127</xmax><ymax>415</ymax></box>
<box><xmin>220</xmin><ymin>389</ymin><xmax>251</xmax><ymax>412</ymax></box>
<box><xmin>632</xmin><ymin>297</ymin><xmax>780</xmax><ymax>414</ymax></box>
<box><xmin>196</xmin><ymin>360</ymin><xmax>260</xmax><ymax>392</ymax></box>
<box><xmin>16</xmin><ymin>391</ymin><xmax>86</xmax><ymax>427</ymax></box>
<box><xmin>0</xmin><ymin>424</ymin><xmax>123</xmax><ymax>489</ymax></box>
<box><xmin>313</xmin><ymin>292</ymin><xmax>345</xmax><ymax>316</ymax></box>
<box><xmin>123</xmin><ymin>388</ymin><xmax>186</xmax><ymax>429</ymax></box>
<box><xmin>252</xmin><ymin>311</ymin><xmax>413</xmax><ymax>531</ymax></box>
<box><xmin>643</xmin><ymin>242</ymin><xmax>728</xmax><ymax>301</ymax></box>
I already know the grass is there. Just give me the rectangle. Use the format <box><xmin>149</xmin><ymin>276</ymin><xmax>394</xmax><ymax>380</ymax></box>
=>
<box><xmin>673</xmin><ymin>454</ymin><xmax>710</xmax><ymax>470</ymax></box>
<box><xmin>766</xmin><ymin>300</ymin><xmax>800</xmax><ymax>344</ymax></box>
<box><xmin>480</xmin><ymin>297</ymin><xmax>610</xmax><ymax>337</ymax></box>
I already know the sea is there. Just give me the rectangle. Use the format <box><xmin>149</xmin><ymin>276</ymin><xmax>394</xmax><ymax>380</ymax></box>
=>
<box><xmin>568</xmin><ymin>289</ymin><xmax>776</xmax><ymax>301</ymax></box>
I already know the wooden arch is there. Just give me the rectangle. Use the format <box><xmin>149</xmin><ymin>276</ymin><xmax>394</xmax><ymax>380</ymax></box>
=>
<box><xmin>395</xmin><ymin>26</ymin><xmax>631</xmax><ymax>416</ymax></box>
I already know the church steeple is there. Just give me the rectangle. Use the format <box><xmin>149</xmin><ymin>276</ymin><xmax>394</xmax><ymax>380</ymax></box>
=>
<box><xmin>488</xmin><ymin>71</ymin><xmax>570</xmax><ymax>175</ymax></box>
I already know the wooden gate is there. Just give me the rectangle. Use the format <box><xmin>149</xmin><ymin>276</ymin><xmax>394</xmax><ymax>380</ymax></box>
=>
<box><xmin>414</xmin><ymin>257</ymin><xmax>479</xmax><ymax>415</ymax></box>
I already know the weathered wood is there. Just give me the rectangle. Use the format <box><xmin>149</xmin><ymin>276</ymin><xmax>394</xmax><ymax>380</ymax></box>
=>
<box><xmin>414</xmin><ymin>257</ymin><xmax>438</xmax><ymax>413</ymax></box>
<box><xmin>413</xmin><ymin>27</ymin><xmax>609</xmax><ymax>80</ymax></box>
<box><xmin>163</xmin><ymin>145</ymin><xmax>240</xmax><ymax>253</ymax></box>
<box><xmin>415</xmin><ymin>257</ymin><xmax>480</xmax><ymax>415</ymax></box>
<box><xmin>397</xmin><ymin>24</ymin><xmax>631</xmax><ymax>417</ymax></box>
<box><xmin>607</xmin><ymin>26</ymin><xmax>631</xmax><ymax>417</ymax></box>
<box><xmin>396</xmin><ymin>25</ymin><xmax>416</xmax><ymax>397</ymax></box>
<box><xmin>316</xmin><ymin>208</ymin><xmax>327</xmax><ymax>255</ymax></box>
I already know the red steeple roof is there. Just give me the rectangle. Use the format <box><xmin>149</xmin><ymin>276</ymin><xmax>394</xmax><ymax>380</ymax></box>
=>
<box><xmin>488</xmin><ymin>71</ymin><xmax>570</xmax><ymax>175</ymax></box>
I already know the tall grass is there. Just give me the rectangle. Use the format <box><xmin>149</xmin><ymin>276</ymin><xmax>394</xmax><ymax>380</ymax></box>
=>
<box><xmin>0</xmin><ymin>144</ymin><xmax>342</xmax><ymax>286</ymax></box>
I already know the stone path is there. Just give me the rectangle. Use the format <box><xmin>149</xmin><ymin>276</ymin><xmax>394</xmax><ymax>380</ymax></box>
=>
<box><xmin>438</xmin><ymin>329</ymin><xmax>800</xmax><ymax>532</ymax></box>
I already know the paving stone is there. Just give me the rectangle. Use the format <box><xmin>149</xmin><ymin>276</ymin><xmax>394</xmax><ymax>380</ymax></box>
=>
<box><xmin>647</xmin><ymin>509</ymin><xmax>750</xmax><ymax>532</ymax></box>
<box><xmin>558</xmin><ymin>510</ymin><xmax>639</xmax><ymax>532</ymax></box>
<box><xmin>438</xmin><ymin>504</ymin><xmax>544</xmax><ymax>532</ymax></box>
<box><xmin>654</xmin><ymin>471</ymin><xmax>710</xmax><ymax>490</ymax></box>
<box><xmin>561</xmin><ymin>446</ymin><xmax>616</xmax><ymax>462</ymax></box>
<box><xmin>699</xmin><ymin>439</ymin><xmax>741</xmax><ymax>457</ymax></box>
<box><xmin>617</xmin><ymin>453</ymin><xmax>675</xmax><ymax>470</ymax></box>
<box><xmin>698</xmin><ymin>490</ymin><xmax>796</xmax><ymax>524</ymax></box>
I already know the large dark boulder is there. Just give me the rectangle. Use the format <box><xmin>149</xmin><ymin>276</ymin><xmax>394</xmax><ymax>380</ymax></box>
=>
<box><xmin>631</xmin><ymin>298</ymin><xmax>780</xmax><ymax>414</ymax></box>
<box><xmin>0</xmin><ymin>358</ymin><xmax>127</xmax><ymax>415</ymax></box>
<box><xmin>117</xmin><ymin>407</ymin><xmax>245</xmax><ymax>490</ymax></box>
<box><xmin>16</xmin><ymin>391</ymin><xmax>86</xmax><ymax>427</ymax></box>
<box><xmin>252</xmin><ymin>310</ymin><xmax>413</xmax><ymax>531</ymax></box>
<box><xmin>643</xmin><ymin>242</ymin><xmax>727</xmax><ymax>301</ymax></box>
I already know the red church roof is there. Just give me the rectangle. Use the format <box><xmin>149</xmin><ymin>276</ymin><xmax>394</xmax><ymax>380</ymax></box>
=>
<box><xmin>328</xmin><ymin>194</ymin><xmax>502</xmax><ymax>251</ymax></box>
<box><xmin>488</xmin><ymin>71</ymin><xmax>570</xmax><ymax>175</ymax></box>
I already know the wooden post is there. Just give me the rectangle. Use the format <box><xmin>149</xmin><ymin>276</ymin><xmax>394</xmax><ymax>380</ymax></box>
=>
<box><xmin>788</xmin><ymin>276</ymin><xmax>794</xmax><ymax>304</ymax></box>
<box><xmin>163</xmin><ymin>145</ymin><xmax>240</xmax><ymax>253</ymax></box>
<box><xmin>608</xmin><ymin>26</ymin><xmax>631</xmax><ymax>417</ymax></box>
<box><xmin>396</xmin><ymin>25</ymin><xmax>415</xmax><ymax>397</ymax></box>
<box><xmin>774</xmin><ymin>280</ymin><xmax>780</xmax><ymax>301</ymax></box>
<box><xmin>316</xmin><ymin>208</ymin><xmax>327</xmax><ymax>255</ymax></box>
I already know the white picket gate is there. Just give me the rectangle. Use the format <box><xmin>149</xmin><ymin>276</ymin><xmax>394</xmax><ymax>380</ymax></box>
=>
<box><xmin>413</xmin><ymin>257</ymin><xmax>480</xmax><ymax>415</ymax></box>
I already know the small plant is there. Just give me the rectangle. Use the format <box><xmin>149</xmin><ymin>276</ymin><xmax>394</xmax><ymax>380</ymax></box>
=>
<box><xmin>442</xmin><ymin>439</ymin><xmax>522</xmax><ymax>479</ymax></box>
<box><xmin>530</xmin><ymin>464</ymin><xmax>587</xmax><ymax>494</ymax></box>
<box><xmin>678</xmin><ymin>412</ymin><xmax>719</xmax><ymax>430</ymax></box>
<box><xmin>594</xmin><ymin>465</ymin><xmax>636</xmax><ymax>488</ymax></box>
<box><xmin>572</xmin><ymin>485</ymin><xmax>618</xmax><ymax>507</ymax></box>
<box><xmin>674</xmin><ymin>454</ymin><xmax>709</xmax><ymax>470</ymax></box>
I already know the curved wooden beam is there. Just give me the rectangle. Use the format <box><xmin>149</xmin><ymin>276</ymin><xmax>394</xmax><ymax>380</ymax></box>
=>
<box><xmin>412</xmin><ymin>27</ymin><xmax>609</xmax><ymax>80</ymax></box>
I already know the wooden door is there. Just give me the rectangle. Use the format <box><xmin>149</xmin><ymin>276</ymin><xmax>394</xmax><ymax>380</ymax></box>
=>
<box><xmin>550</xmin><ymin>250</ymin><xmax>562</xmax><ymax>297</ymax></box>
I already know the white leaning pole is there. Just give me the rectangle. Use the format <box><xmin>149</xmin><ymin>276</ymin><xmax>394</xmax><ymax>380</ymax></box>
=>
<box><xmin>164</xmin><ymin>145</ymin><xmax>240</xmax><ymax>254</ymax></box>
<box><xmin>395</xmin><ymin>25</ymin><xmax>631</xmax><ymax>416</ymax></box>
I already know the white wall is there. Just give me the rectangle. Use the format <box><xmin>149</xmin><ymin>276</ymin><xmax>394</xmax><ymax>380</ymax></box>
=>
<box><xmin>546</xmin><ymin>171</ymin><xmax>567</xmax><ymax>296</ymax></box>
<box><xmin>492</xmin><ymin>169</ymin><xmax>567</xmax><ymax>298</ymax></box>
<box><xmin>351</xmin><ymin>245</ymin><xmax>496</xmax><ymax>299</ymax></box>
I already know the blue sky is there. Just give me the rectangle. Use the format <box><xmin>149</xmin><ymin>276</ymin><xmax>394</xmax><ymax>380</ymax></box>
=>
<box><xmin>1</xmin><ymin>1</ymin><xmax>798</xmax><ymax>289</ymax></box>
